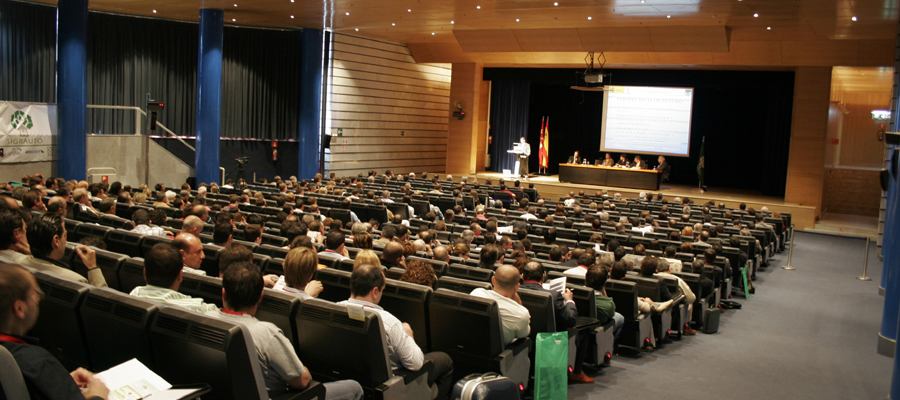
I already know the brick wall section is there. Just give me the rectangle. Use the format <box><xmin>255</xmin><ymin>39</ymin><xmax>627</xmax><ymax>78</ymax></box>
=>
<box><xmin>822</xmin><ymin>168</ymin><xmax>881</xmax><ymax>216</ymax></box>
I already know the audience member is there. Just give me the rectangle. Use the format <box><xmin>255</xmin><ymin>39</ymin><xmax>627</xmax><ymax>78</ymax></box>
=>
<box><xmin>129</xmin><ymin>243</ymin><xmax>219</xmax><ymax>314</ymax></box>
<box><xmin>20</xmin><ymin>213</ymin><xmax>107</xmax><ymax>288</ymax></box>
<box><xmin>470</xmin><ymin>265</ymin><xmax>531</xmax><ymax>345</ymax></box>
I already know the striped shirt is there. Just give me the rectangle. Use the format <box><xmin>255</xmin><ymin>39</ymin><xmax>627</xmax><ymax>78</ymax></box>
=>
<box><xmin>129</xmin><ymin>285</ymin><xmax>220</xmax><ymax>315</ymax></box>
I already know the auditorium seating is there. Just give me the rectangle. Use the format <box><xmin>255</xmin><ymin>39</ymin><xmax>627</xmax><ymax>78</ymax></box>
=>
<box><xmin>255</xmin><ymin>288</ymin><xmax>303</xmax><ymax>349</ymax></box>
<box><xmin>80</xmin><ymin>287</ymin><xmax>159</xmax><ymax>371</ymax></box>
<box><xmin>605</xmin><ymin>279</ymin><xmax>652</xmax><ymax>350</ymax></box>
<box><xmin>429</xmin><ymin>289</ymin><xmax>531</xmax><ymax>388</ymax></box>
<box><xmin>295</xmin><ymin>299</ymin><xmax>434</xmax><ymax>399</ymax></box>
<box><xmin>31</xmin><ymin>271</ymin><xmax>93</xmax><ymax>370</ymax></box>
<box><xmin>178</xmin><ymin>272</ymin><xmax>224</xmax><ymax>307</ymax></box>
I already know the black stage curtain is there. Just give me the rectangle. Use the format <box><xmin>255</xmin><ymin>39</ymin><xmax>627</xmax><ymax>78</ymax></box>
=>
<box><xmin>0</xmin><ymin>0</ymin><xmax>57</xmax><ymax>103</ymax></box>
<box><xmin>1</xmin><ymin>1</ymin><xmax>302</xmax><ymax>140</ymax></box>
<box><xmin>484</xmin><ymin>68</ymin><xmax>795</xmax><ymax>197</ymax></box>
<box><xmin>488</xmin><ymin>81</ymin><xmax>531</xmax><ymax>173</ymax></box>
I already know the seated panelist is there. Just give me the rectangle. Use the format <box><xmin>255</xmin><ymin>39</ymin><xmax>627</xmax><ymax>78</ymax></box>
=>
<box><xmin>567</xmin><ymin>151</ymin><xmax>583</xmax><ymax>165</ymax></box>
<box><xmin>601</xmin><ymin>153</ymin><xmax>615</xmax><ymax>167</ymax></box>
<box><xmin>616</xmin><ymin>154</ymin><xmax>630</xmax><ymax>168</ymax></box>
<box><xmin>632</xmin><ymin>155</ymin><xmax>648</xmax><ymax>170</ymax></box>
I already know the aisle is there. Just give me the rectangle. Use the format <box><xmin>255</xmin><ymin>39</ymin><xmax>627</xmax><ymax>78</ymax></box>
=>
<box><xmin>569</xmin><ymin>232</ymin><xmax>891</xmax><ymax>399</ymax></box>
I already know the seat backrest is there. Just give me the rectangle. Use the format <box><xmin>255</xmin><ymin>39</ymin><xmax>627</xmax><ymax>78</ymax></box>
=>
<box><xmin>99</xmin><ymin>214</ymin><xmax>135</xmax><ymax>230</ymax></box>
<box><xmin>406</xmin><ymin>256</ymin><xmax>448</xmax><ymax>277</ymax></box>
<box><xmin>178</xmin><ymin>273</ymin><xmax>224</xmax><ymax>308</ymax></box>
<box><xmin>429</xmin><ymin>289</ymin><xmax>505</xmax><ymax>376</ymax></box>
<box><xmin>260</xmin><ymin>233</ymin><xmax>288</xmax><ymax>247</ymax></box>
<box><xmin>31</xmin><ymin>271</ymin><xmax>92</xmax><ymax>370</ymax></box>
<box><xmin>80</xmin><ymin>287</ymin><xmax>158</xmax><ymax>371</ymax></box>
<box><xmin>329</xmin><ymin>209</ymin><xmax>352</xmax><ymax>225</ymax></box>
<box><xmin>380</xmin><ymin>279</ymin><xmax>433</xmax><ymax>351</ymax></box>
<box><xmin>256</xmin><ymin>244</ymin><xmax>289</xmax><ymax>259</ymax></box>
<box><xmin>141</xmin><ymin>235</ymin><xmax>174</xmax><ymax>257</ymax></box>
<box><xmin>149</xmin><ymin>307</ymin><xmax>267</xmax><ymax>400</ymax></box>
<box><xmin>315</xmin><ymin>268</ymin><xmax>353</xmax><ymax>303</ymax></box>
<box><xmin>446</xmin><ymin>263</ymin><xmax>493</xmax><ymax>282</ymax></box>
<box><xmin>436</xmin><ymin>276</ymin><xmax>492</xmax><ymax>293</ymax></box>
<box><xmin>74</xmin><ymin>223</ymin><xmax>114</xmax><ymax>243</ymax></box>
<box><xmin>295</xmin><ymin>299</ymin><xmax>393</xmax><ymax>390</ymax></box>
<box><xmin>72</xmin><ymin>247</ymin><xmax>128</xmax><ymax>291</ymax></box>
<box><xmin>518</xmin><ymin>288</ymin><xmax>556</xmax><ymax>339</ymax></box>
<box><xmin>200</xmin><ymin>244</ymin><xmax>224</xmax><ymax>276</ymax></box>
<box><xmin>118</xmin><ymin>257</ymin><xmax>146</xmax><ymax>294</ymax></box>
<box><xmin>623</xmin><ymin>275</ymin><xmax>665</xmax><ymax>301</ymax></box>
<box><xmin>251</xmin><ymin>253</ymin><xmax>271</xmax><ymax>272</ymax></box>
<box><xmin>605</xmin><ymin>279</ymin><xmax>639</xmax><ymax>319</ymax></box>
<box><xmin>255</xmin><ymin>288</ymin><xmax>302</xmax><ymax>349</ymax></box>
<box><xmin>0</xmin><ymin>344</ymin><xmax>30</xmax><ymax>400</ymax></box>
<box><xmin>105</xmin><ymin>229</ymin><xmax>144</xmax><ymax>258</ymax></box>
<box><xmin>567</xmin><ymin>284</ymin><xmax>597</xmax><ymax>318</ymax></box>
<box><xmin>265</xmin><ymin>257</ymin><xmax>286</xmax><ymax>276</ymax></box>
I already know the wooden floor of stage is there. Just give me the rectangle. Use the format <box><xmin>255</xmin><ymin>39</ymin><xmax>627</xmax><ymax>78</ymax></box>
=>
<box><xmin>470</xmin><ymin>172</ymin><xmax>822</xmax><ymax>229</ymax></box>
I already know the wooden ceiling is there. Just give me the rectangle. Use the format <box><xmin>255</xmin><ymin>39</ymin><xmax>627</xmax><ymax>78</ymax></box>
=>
<box><xmin>27</xmin><ymin>0</ymin><xmax>900</xmax><ymax>71</ymax></box>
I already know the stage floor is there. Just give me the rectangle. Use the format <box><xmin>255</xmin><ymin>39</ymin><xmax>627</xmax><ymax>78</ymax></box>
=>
<box><xmin>469</xmin><ymin>171</ymin><xmax>819</xmax><ymax>229</ymax></box>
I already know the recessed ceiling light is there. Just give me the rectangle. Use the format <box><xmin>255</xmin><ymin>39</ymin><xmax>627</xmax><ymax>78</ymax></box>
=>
<box><xmin>851</xmin><ymin>16</ymin><xmax>857</xmax><ymax>21</ymax></box>
<box><xmin>666</xmin><ymin>15</ymin><xmax>671</xmax><ymax>18</ymax></box>
<box><xmin>290</xmin><ymin>0</ymin><xmax>294</xmax><ymax>2</ymax></box>
<box><xmin>587</xmin><ymin>16</ymin><xmax>592</xmax><ymax>20</ymax></box>
<box><xmin>355</xmin><ymin>28</ymin><xmax>359</xmax><ymax>31</ymax></box>
<box><xmin>476</xmin><ymin>5</ymin><xmax>481</xmax><ymax>9</ymax></box>
<box><xmin>345</xmin><ymin>12</ymin><xmax>349</xmax><ymax>15</ymax></box>
<box><xmin>391</xmin><ymin>23</ymin><xmax>396</xmax><ymax>26</ymax></box>
<box><xmin>290</xmin><ymin>15</ymin><xmax>294</xmax><ymax>18</ymax></box>
<box><xmin>516</xmin><ymin>18</ymin><xmax>520</xmax><ymax>21</ymax></box>
<box><xmin>431</xmin><ymin>32</ymin><xmax>435</xmax><ymax>35</ymax></box>
<box><xmin>451</xmin><ymin>20</ymin><xmax>455</xmax><ymax>24</ymax></box>
<box><xmin>233</xmin><ymin>4</ymin><xmax>237</xmax><ymax>7</ymax></box>
<box><xmin>640</xmin><ymin>0</ymin><xmax>644</xmax><ymax>3</ymax></box>
<box><xmin>554</xmin><ymin>2</ymin><xmax>558</xmax><ymax>5</ymax></box>
<box><xmin>407</xmin><ymin>9</ymin><xmax>412</xmax><ymax>12</ymax></box>
<box><xmin>766</xmin><ymin>26</ymin><xmax>771</xmax><ymax>30</ymax></box>
<box><xmin>152</xmin><ymin>9</ymin><xmax>157</xmax><ymax>13</ymax></box>
<box><xmin>232</xmin><ymin>18</ymin><xmax>236</xmax><ymax>21</ymax></box>
<box><xmin>753</xmin><ymin>13</ymin><xmax>759</xmax><ymax>17</ymax></box>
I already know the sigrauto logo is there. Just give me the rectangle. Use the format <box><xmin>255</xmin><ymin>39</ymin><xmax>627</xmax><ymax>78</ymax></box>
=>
<box><xmin>11</xmin><ymin>110</ymin><xmax>34</xmax><ymax>133</ymax></box>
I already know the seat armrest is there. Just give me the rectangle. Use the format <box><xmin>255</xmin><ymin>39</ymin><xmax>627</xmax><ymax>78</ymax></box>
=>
<box><xmin>392</xmin><ymin>359</ymin><xmax>434</xmax><ymax>386</ymax></box>
<box><xmin>275</xmin><ymin>380</ymin><xmax>327</xmax><ymax>400</ymax></box>
<box><xmin>501</xmin><ymin>337</ymin><xmax>532</xmax><ymax>358</ymax></box>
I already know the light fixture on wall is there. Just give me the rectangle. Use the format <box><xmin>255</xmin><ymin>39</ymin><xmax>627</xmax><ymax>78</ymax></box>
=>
<box><xmin>453</xmin><ymin>101</ymin><xmax>466</xmax><ymax>120</ymax></box>
<box><xmin>872</xmin><ymin>109</ymin><xmax>891</xmax><ymax>120</ymax></box>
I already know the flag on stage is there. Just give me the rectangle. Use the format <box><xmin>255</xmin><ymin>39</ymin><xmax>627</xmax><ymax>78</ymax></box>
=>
<box><xmin>539</xmin><ymin>117</ymin><xmax>549</xmax><ymax>169</ymax></box>
<box><xmin>696</xmin><ymin>136</ymin><xmax>706</xmax><ymax>187</ymax></box>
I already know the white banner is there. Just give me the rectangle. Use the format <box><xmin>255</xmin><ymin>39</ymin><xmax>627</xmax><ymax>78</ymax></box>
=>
<box><xmin>0</xmin><ymin>102</ymin><xmax>58</xmax><ymax>163</ymax></box>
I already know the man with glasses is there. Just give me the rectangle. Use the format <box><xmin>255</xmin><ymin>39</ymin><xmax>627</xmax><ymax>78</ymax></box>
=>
<box><xmin>19</xmin><ymin>213</ymin><xmax>107</xmax><ymax>288</ymax></box>
<box><xmin>0</xmin><ymin>263</ymin><xmax>110</xmax><ymax>400</ymax></box>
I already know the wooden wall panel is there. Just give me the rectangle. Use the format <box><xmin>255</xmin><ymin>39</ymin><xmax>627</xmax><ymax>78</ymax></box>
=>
<box><xmin>328</xmin><ymin>33</ymin><xmax>451</xmax><ymax>176</ymax></box>
<box><xmin>838</xmin><ymin>92</ymin><xmax>891</xmax><ymax>168</ymax></box>
<box><xmin>446</xmin><ymin>63</ymin><xmax>484</xmax><ymax>175</ymax></box>
<box><xmin>822</xmin><ymin>168</ymin><xmax>882</xmax><ymax>216</ymax></box>
<box><xmin>784</xmin><ymin>67</ymin><xmax>831</xmax><ymax>215</ymax></box>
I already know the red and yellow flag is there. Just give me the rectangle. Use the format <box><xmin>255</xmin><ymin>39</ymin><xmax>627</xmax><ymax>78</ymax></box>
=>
<box><xmin>539</xmin><ymin>116</ymin><xmax>549</xmax><ymax>168</ymax></box>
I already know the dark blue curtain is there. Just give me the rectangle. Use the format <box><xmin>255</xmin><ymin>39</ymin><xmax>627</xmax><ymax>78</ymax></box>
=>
<box><xmin>488</xmin><ymin>81</ymin><xmax>531</xmax><ymax>173</ymax></box>
<box><xmin>0</xmin><ymin>0</ymin><xmax>302</xmax><ymax>140</ymax></box>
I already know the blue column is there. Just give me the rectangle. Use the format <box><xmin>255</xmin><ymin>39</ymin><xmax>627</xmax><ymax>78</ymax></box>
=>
<box><xmin>881</xmin><ymin>20</ymin><xmax>900</xmax><ymax>364</ymax></box>
<box><xmin>298</xmin><ymin>29</ymin><xmax>324</xmax><ymax>180</ymax></box>
<box><xmin>56</xmin><ymin>0</ymin><xmax>88</xmax><ymax>181</ymax></box>
<box><xmin>195</xmin><ymin>9</ymin><xmax>223</xmax><ymax>185</ymax></box>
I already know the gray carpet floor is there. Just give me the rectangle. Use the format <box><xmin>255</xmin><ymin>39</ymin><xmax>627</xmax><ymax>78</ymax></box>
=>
<box><xmin>567</xmin><ymin>232</ymin><xmax>892</xmax><ymax>400</ymax></box>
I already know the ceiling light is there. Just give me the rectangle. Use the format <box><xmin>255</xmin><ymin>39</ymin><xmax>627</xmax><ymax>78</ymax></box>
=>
<box><xmin>232</xmin><ymin>18</ymin><xmax>236</xmax><ymax>21</ymax></box>
<box><xmin>851</xmin><ymin>16</ymin><xmax>857</xmax><ymax>21</ymax></box>
<box><xmin>766</xmin><ymin>26</ymin><xmax>771</xmax><ymax>30</ymax></box>
<box><xmin>666</xmin><ymin>15</ymin><xmax>671</xmax><ymax>18</ymax></box>
<box><xmin>407</xmin><ymin>9</ymin><xmax>412</xmax><ymax>12</ymax></box>
<box><xmin>587</xmin><ymin>16</ymin><xmax>592</xmax><ymax>20</ymax></box>
<box><xmin>345</xmin><ymin>12</ymin><xmax>349</xmax><ymax>15</ymax></box>
<box><xmin>554</xmin><ymin>2</ymin><xmax>558</xmax><ymax>5</ymax></box>
<box><xmin>355</xmin><ymin>28</ymin><xmax>359</xmax><ymax>31</ymax></box>
<box><xmin>640</xmin><ymin>0</ymin><xmax>644</xmax><ymax>3</ymax></box>
<box><xmin>431</xmin><ymin>32</ymin><xmax>435</xmax><ymax>35</ymax></box>
<box><xmin>152</xmin><ymin>9</ymin><xmax>157</xmax><ymax>13</ymax></box>
<box><xmin>753</xmin><ymin>13</ymin><xmax>759</xmax><ymax>17</ymax></box>
<box><xmin>290</xmin><ymin>15</ymin><xmax>294</xmax><ymax>18</ymax></box>
<box><xmin>233</xmin><ymin>4</ymin><xmax>237</xmax><ymax>7</ymax></box>
<box><xmin>476</xmin><ymin>5</ymin><xmax>481</xmax><ymax>9</ymax></box>
<box><xmin>391</xmin><ymin>23</ymin><xmax>396</xmax><ymax>26</ymax></box>
<box><xmin>451</xmin><ymin>20</ymin><xmax>455</xmax><ymax>24</ymax></box>
<box><xmin>516</xmin><ymin>18</ymin><xmax>520</xmax><ymax>21</ymax></box>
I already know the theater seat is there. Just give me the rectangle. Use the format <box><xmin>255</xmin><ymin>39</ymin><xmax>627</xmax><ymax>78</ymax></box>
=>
<box><xmin>446</xmin><ymin>263</ymin><xmax>493</xmax><ymax>282</ymax></box>
<box><xmin>31</xmin><ymin>271</ymin><xmax>92</xmax><ymax>370</ymax></box>
<box><xmin>315</xmin><ymin>268</ymin><xmax>353</xmax><ymax>303</ymax></box>
<box><xmin>624</xmin><ymin>275</ymin><xmax>680</xmax><ymax>342</ymax></box>
<box><xmin>429</xmin><ymin>289</ymin><xmax>531</xmax><ymax>388</ymax></box>
<box><xmin>436</xmin><ymin>276</ymin><xmax>492</xmax><ymax>293</ymax></box>
<box><xmin>567</xmin><ymin>284</ymin><xmax>612</xmax><ymax>367</ymax></box>
<box><xmin>80</xmin><ymin>287</ymin><xmax>159</xmax><ymax>371</ymax></box>
<box><xmin>255</xmin><ymin>288</ymin><xmax>302</xmax><ymax>349</ymax></box>
<box><xmin>178</xmin><ymin>273</ymin><xmax>224</xmax><ymax>308</ymax></box>
<box><xmin>295</xmin><ymin>299</ymin><xmax>434</xmax><ymax>400</ymax></box>
<box><xmin>119</xmin><ymin>257</ymin><xmax>146</xmax><ymax>294</ymax></box>
<box><xmin>105</xmin><ymin>229</ymin><xmax>144</xmax><ymax>258</ymax></box>
<box><xmin>0</xmin><ymin>345</ymin><xmax>29</xmax><ymax>400</ymax></box>
<box><xmin>71</xmin><ymin>247</ymin><xmax>128</xmax><ymax>291</ymax></box>
<box><xmin>378</xmin><ymin>279</ymin><xmax>433</xmax><ymax>352</ymax></box>
<box><xmin>605</xmin><ymin>279</ymin><xmax>652</xmax><ymax>350</ymax></box>
<box><xmin>148</xmin><ymin>307</ymin><xmax>325</xmax><ymax>400</ymax></box>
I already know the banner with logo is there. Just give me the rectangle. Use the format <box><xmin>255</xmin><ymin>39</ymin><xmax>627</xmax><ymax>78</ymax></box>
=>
<box><xmin>0</xmin><ymin>102</ymin><xmax>58</xmax><ymax>163</ymax></box>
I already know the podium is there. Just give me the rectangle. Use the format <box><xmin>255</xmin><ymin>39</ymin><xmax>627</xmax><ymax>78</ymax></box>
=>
<box><xmin>507</xmin><ymin>149</ymin><xmax>525</xmax><ymax>177</ymax></box>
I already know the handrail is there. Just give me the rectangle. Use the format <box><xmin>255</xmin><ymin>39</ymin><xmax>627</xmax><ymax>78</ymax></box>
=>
<box><xmin>87</xmin><ymin>104</ymin><xmax>196</xmax><ymax>152</ymax></box>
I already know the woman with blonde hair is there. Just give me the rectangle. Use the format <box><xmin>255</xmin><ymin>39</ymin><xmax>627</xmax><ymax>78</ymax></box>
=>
<box><xmin>279</xmin><ymin>247</ymin><xmax>323</xmax><ymax>299</ymax></box>
<box><xmin>353</xmin><ymin>249</ymin><xmax>382</xmax><ymax>270</ymax></box>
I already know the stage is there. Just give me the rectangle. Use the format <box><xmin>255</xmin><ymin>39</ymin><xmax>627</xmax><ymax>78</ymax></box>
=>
<box><xmin>469</xmin><ymin>171</ymin><xmax>820</xmax><ymax>230</ymax></box>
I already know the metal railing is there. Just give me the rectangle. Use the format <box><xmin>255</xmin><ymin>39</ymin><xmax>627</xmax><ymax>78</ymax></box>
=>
<box><xmin>87</xmin><ymin>105</ymin><xmax>195</xmax><ymax>151</ymax></box>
